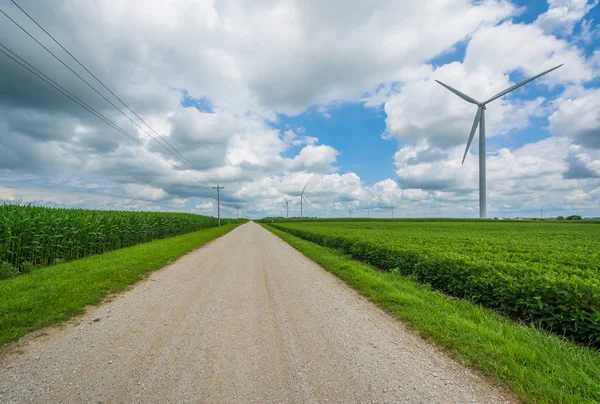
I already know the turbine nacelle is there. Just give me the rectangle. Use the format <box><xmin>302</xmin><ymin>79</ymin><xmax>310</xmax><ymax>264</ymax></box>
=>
<box><xmin>436</xmin><ymin>64</ymin><xmax>563</xmax><ymax>219</ymax></box>
<box><xmin>435</xmin><ymin>64</ymin><xmax>562</xmax><ymax>110</ymax></box>
<box><xmin>436</xmin><ymin>64</ymin><xmax>563</xmax><ymax>165</ymax></box>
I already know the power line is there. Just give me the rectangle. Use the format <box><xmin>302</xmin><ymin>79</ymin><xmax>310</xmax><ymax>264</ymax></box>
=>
<box><xmin>8</xmin><ymin>0</ymin><xmax>201</xmax><ymax>174</ymax></box>
<box><xmin>0</xmin><ymin>45</ymin><xmax>143</xmax><ymax>150</ymax></box>
<box><xmin>0</xmin><ymin>44</ymin><xmax>202</xmax><ymax>182</ymax></box>
<box><xmin>0</xmin><ymin>43</ymin><xmax>205</xmax><ymax>184</ymax></box>
<box><xmin>0</xmin><ymin>7</ymin><xmax>207</xmax><ymax>180</ymax></box>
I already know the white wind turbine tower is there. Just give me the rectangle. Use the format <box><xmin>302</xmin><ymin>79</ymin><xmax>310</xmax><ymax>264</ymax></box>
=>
<box><xmin>282</xmin><ymin>196</ymin><xmax>291</xmax><ymax>218</ymax></box>
<box><xmin>436</xmin><ymin>64</ymin><xmax>562</xmax><ymax>219</ymax></box>
<box><xmin>293</xmin><ymin>183</ymin><xmax>309</xmax><ymax>220</ymax></box>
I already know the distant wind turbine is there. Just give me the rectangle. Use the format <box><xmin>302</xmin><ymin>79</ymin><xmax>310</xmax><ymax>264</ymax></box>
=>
<box><xmin>293</xmin><ymin>183</ymin><xmax>309</xmax><ymax>220</ymax></box>
<box><xmin>436</xmin><ymin>64</ymin><xmax>563</xmax><ymax>218</ymax></box>
<box><xmin>282</xmin><ymin>196</ymin><xmax>291</xmax><ymax>218</ymax></box>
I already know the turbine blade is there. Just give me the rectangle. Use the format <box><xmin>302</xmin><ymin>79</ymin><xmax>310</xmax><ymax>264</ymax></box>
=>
<box><xmin>483</xmin><ymin>64</ymin><xmax>563</xmax><ymax>104</ymax></box>
<box><xmin>462</xmin><ymin>107</ymin><xmax>482</xmax><ymax>165</ymax></box>
<box><xmin>435</xmin><ymin>80</ymin><xmax>479</xmax><ymax>105</ymax></box>
<box><xmin>301</xmin><ymin>183</ymin><xmax>308</xmax><ymax>194</ymax></box>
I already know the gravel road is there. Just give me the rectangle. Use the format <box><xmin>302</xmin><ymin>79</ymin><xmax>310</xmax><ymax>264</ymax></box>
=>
<box><xmin>0</xmin><ymin>222</ymin><xmax>516</xmax><ymax>403</ymax></box>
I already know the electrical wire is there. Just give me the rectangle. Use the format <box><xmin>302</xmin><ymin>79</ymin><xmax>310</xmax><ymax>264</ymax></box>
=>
<box><xmin>8</xmin><ymin>0</ymin><xmax>201</xmax><ymax>173</ymax></box>
<box><xmin>0</xmin><ymin>8</ymin><xmax>208</xmax><ymax>180</ymax></box>
<box><xmin>0</xmin><ymin>43</ymin><xmax>206</xmax><ymax>184</ymax></box>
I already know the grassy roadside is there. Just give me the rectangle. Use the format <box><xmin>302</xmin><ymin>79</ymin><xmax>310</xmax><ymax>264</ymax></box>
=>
<box><xmin>0</xmin><ymin>224</ymin><xmax>238</xmax><ymax>347</ymax></box>
<box><xmin>264</xmin><ymin>224</ymin><xmax>600</xmax><ymax>404</ymax></box>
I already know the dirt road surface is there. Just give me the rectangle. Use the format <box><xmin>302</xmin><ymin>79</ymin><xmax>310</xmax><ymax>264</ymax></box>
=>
<box><xmin>0</xmin><ymin>222</ymin><xmax>516</xmax><ymax>403</ymax></box>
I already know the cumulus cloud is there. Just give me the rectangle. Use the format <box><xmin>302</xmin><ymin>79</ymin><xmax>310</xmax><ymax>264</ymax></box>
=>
<box><xmin>548</xmin><ymin>87</ymin><xmax>600</xmax><ymax>148</ymax></box>
<box><xmin>0</xmin><ymin>0</ymin><xmax>598</xmax><ymax>217</ymax></box>
<box><xmin>384</xmin><ymin>63</ymin><xmax>549</xmax><ymax>149</ymax></box>
<box><xmin>124</xmin><ymin>184</ymin><xmax>169</xmax><ymax>201</ymax></box>
<box><xmin>390</xmin><ymin>135</ymin><xmax>599</xmax><ymax>216</ymax></box>
<box><xmin>383</xmin><ymin>17</ymin><xmax>596</xmax><ymax>149</ymax></box>
<box><xmin>535</xmin><ymin>0</ymin><xmax>599</xmax><ymax>36</ymax></box>
<box><xmin>284</xmin><ymin>145</ymin><xmax>340</xmax><ymax>172</ymax></box>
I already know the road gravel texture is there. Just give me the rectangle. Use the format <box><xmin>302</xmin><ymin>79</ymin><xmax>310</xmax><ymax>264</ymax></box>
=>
<box><xmin>0</xmin><ymin>222</ymin><xmax>516</xmax><ymax>403</ymax></box>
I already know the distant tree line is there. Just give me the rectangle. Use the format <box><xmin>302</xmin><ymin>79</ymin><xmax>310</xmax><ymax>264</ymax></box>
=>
<box><xmin>556</xmin><ymin>215</ymin><xmax>583</xmax><ymax>220</ymax></box>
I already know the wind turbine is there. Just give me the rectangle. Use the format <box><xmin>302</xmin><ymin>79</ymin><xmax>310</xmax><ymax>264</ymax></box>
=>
<box><xmin>294</xmin><ymin>183</ymin><xmax>309</xmax><ymax>220</ymax></box>
<box><xmin>282</xmin><ymin>196</ymin><xmax>291</xmax><ymax>218</ymax></box>
<box><xmin>436</xmin><ymin>64</ymin><xmax>562</xmax><ymax>219</ymax></box>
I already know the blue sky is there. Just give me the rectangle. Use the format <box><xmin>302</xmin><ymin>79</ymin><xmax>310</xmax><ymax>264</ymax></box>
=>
<box><xmin>275</xmin><ymin>105</ymin><xmax>393</xmax><ymax>185</ymax></box>
<box><xmin>0</xmin><ymin>0</ymin><xmax>599</xmax><ymax>218</ymax></box>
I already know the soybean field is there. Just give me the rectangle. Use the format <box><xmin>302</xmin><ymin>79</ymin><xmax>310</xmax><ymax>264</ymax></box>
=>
<box><xmin>0</xmin><ymin>204</ymin><xmax>229</xmax><ymax>278</ymax></box>
<box><xmin>270</xmin><ymin>220</ymin><xmax>600</xmax><ymax>347</ymax></box>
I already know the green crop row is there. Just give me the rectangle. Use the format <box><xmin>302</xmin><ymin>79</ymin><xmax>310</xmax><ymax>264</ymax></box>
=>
<box><xmin>0</xmin><ymin>204</ymin><xmax>236</xmax><ymax>278</ymax></box>
<box><xmin>271</xmin><ymin>222</ymin><xmax>600</xmax><ymax>348</ymax></box>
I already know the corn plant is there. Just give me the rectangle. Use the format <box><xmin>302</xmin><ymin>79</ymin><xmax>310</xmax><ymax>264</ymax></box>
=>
<box><xmin>0</xmin><ymin>204</ymin><xmax>231</xmax><ymax>277</ymax></box>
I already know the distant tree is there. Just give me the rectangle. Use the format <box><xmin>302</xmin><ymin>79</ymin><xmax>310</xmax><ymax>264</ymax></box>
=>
<box><xmin>566</xmin><ymin>215</ymin><xmax>582</xmax><ymax>220</ymax></box>
<box><xmin>557</xmin><ymin>215</ymin><xmax>565</xmax><ymax>220</ymax></box>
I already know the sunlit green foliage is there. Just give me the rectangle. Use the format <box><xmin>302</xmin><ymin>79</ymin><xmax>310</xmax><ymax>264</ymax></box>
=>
<box><xmin>271</xmin><ymin>220</ymin><xmax>600</xmax><ymax>347</ymax></box>
<box><xmin>0</xmin><ymin>204</ymin><xmax>234</xmax><ymax>276</ymax></box>
<box><xmin>266</xmin><ymin>225</ymin><xmax>600</xmax><ymax>404</ymax></box>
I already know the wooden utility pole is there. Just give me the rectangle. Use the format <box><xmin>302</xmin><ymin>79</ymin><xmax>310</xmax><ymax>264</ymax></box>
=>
<box><xmin>212</xmin><ymin>185</ymin><xmax>224</xmax><ymax>226</ymax></box>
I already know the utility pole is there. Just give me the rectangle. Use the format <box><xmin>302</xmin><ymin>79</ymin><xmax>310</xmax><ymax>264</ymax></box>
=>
<box><xmin>391</xmin><ymin>204</ymin><xmax>394</xmax><ymax>219</ymax></box>
<box><xmin>212</xmin><ymin>185</ymin><xmax>224</xmax><ymax>226</ymax></box>
<box><xmin>236</xmin><ymin>205</ymin><xmax>239</xmax><ymax>224</ymax></box>
<box><xmin>541</xmin><ymin>207</ymin><xmax>544</xmax><ymax>220</ymax></box>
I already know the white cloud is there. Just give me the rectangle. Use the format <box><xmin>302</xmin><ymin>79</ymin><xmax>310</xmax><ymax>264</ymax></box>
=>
<box><xmin>383</xmin><ymin>17</ymin><xmax>597</xmax><ymax>154</ymax></box>
<box><xmin>548</xmin><ymin>87</ymin><xmax>600</xmax><ymax>148</ymax></box>
<box><xmin>463</xmin><ymin>21</ymin><xmax>595</xmax><ymax>83</ymax></box>
<box><xmin>535</xmin><ymin>0</ymin><xmax>599</xmax><ymax>36</ymax></box>
<box><xmin>565</xmin><ymin>188</ymin><xmax>592</xmax><ymax>202</ymax></box>
<box><xmin>384</xmin><ymin>62</ymin><xmax>549</xmax><ymax>149</ymax></box>
<box><xmin>391</xmin><ymin>136</ymin><xmax>599</xmax><ymax>216</ymax></box>
<box><xmin>124</xmin><ymin>184</ymin><xmax>169</xmax><ymax>201</ymax></box>
<box><xmin>195</xmin><ymin>201</ymin><xmax>213</xmax><ymax>211</ymax></box>
<box><xmin>0</xmin><ymin>0</ymin><xmax>598</xmax><ymax>218</ymax></box>
<box><xmin>284</xmin><ymin>145</ymin><xmax>340</xmax><ymax>172</ymax></box>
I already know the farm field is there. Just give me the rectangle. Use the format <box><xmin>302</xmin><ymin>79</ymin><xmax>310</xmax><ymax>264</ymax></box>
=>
<box><xmin>270</xmin><ymin>220</ymin><xmax>600</xmax><ymax>347</ymax></box>
<box><xmin>0</xmin><ymin>204</ymin><xmax>234</xmax><ymax>278</ymax></box>
<box><xmin>266</xmin><ymin>224</ymin><xmax>600</xmax><ymax>403</ymax></box>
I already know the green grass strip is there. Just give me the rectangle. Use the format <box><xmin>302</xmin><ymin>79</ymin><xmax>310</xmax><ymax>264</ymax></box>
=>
<box><xmin>265</xmin><ymin>224</ymin><xmax>600</xmax><ymax>404</ymax></box>
<box><xmin>0</xmin><ymin>224</ymin><xmax>238</xmax><ymax>347</ymax></box>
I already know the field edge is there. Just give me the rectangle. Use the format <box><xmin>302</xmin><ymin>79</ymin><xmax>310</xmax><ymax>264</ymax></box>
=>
<box><xmin>263</xmin><ymin>223</ymin><xmax>600</xmax><ymax>404</ymax></box>
<box><xmin>0</xmin><ymin>223</ymin><xmax>240</xmax><ymax>348</ymax></box>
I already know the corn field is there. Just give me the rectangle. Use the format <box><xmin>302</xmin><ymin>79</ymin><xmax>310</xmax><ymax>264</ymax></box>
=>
<box><xmin>0</xmin><ymin>204</ymin><xmax>226</xmax><ymax>278</ymax></box>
